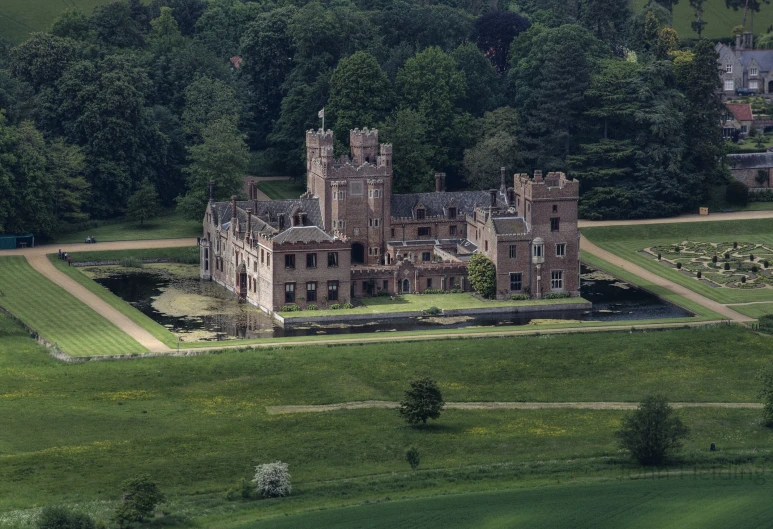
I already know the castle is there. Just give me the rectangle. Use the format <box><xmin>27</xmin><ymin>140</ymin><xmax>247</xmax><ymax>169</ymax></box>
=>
<box><xmin>200</xmin><ymin>128</ymin><xmax>580</xmax><ymax>313</ymax></box>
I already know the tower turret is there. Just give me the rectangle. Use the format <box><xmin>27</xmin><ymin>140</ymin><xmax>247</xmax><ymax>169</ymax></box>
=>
<box><xmin>350</xmin><ymin>128</ymin><xmax>379</xmax><ymax>165</ymax></box>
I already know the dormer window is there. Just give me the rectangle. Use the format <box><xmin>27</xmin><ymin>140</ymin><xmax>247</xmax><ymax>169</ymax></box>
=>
<box><xmin>448</xmin><ymin>207</ymin><xmax>456</xmax><ymax>219</ymax></box>
<box><xmin>751</xmin><ymin>67</ymin><xmax>758</xmax><ymax>77</ymax></box>
<box><xmin>416</xmin><ymin>209</ymin><xmax>426</xmax><ymax>220</ymax></box>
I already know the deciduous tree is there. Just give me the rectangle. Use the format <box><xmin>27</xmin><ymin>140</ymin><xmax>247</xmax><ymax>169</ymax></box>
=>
<box><xmin>127</xmin><ymin>178</ymin><xmax>161</xmax><ymax>225</ymax></box>
<box><xmin>467</xmin><ymin>253</ymin><xmax>497</xmax><ymax>299</ymax></box>
<box><xmin>399</xmin><ymin>377</ymin><xmax>445</xmax><ymax>425</ymax></box>
<box><xmin>616</xmin><ymin>395</ymin><xmax>689</xmax><ymax>465</ymax></box>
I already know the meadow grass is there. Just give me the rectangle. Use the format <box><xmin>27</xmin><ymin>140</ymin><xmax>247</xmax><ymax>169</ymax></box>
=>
<box><xmin>281</xmin><ymin>293</ymin><xmax>588</xmax><ymax>317</ymax></box>
<box><xmin>582</xmin><ymin>219</ymin><xmax>773</xmax><ymax>304</ymax></box>
<box><xmin>1</xmin><ymin>315</ymin><xmax>773</xmax><ymax>525</ymax></box>
<box><xmin>0</xmin><ymin>257</ymin><xmax>145</xmax><ymax>356</ymax></box>
<box><xmin>256</xmin><ymin>179</ymin><xmax>306</xmax><ymax>200</ymax></box>
<box><xmin>632</xmin><ymin>0</ymin><xmax>773</xmax><ymax>39</ymax></box>
<box><xmin>51</xmin><ymin>212</ymin><xmax>200</xmax><ymax>244</ymax></box>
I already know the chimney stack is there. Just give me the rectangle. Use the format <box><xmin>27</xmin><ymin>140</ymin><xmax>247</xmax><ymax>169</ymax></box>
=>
<box><xmin>246</xmin><ymin>208</ymin><xmax>252</xmax><ymax>234</ymax></box>
<box><xmin>489</xmin><ymin>189</ymin><xmax>497</xmax><ymax>207</ymax></box>
<box><xmin>435</xmin><ymin>172</ymin><xmax>442</xmax><ymax>192</ymax></box>
<box><xmin>736</xmin><ymin>33</ymin><xmax>743</xmax><ymax>56</ymax></box>
<box><xmin>500</xmin><ymin>167</ymin><xmax>506</xmax><ymax>193</ymax></box>
<box><xmin>209</xmin><ymin>180</ymin><xmax>215</xmax><ymax>203</ymax></box>
<box><xmin>442</xmin><ymin>172</ymin><xmax>446</xmax><ymax>191</ymax></box>
<box><xmin>279</xmin><ymin>214</ymin><xmax>285</xmax><ymax>230</ymax></box>
<box><xmin>534</xmin><ymin>170</ymin><xmax>543</xmax><ymax>182</ymax></box>
<box><xmin>231</xmin><ymin>195</ymin><xmax>237</xmax><ymax>220</ymax></box>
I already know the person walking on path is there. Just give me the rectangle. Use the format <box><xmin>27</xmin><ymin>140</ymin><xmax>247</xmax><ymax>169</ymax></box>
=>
<box><xmin>67</xmin><ymin>256</ymin><xmax>71</xmax><ymax>266</ymax></box>
<box><xmin>58</xmin><ymin>249</ymin><xmax>62</xmax><ymax>260</ymax></box>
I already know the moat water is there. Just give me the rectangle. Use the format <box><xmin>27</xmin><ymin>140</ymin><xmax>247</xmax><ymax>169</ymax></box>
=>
<box><xmin>89</xmin><ymin>264</ymin><xmax>693</xmax><ymax>342</ymax></box>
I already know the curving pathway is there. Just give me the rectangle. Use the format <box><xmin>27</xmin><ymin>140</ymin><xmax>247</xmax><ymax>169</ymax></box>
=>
<box><xmin>578</xmin><ymin>209</ymin><xmax>773</xmax><ymax>228</ymax></box>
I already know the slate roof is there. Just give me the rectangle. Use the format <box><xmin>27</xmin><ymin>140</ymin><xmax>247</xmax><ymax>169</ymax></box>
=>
<box><xmin>727</xmin><ymin>152</ymin><xmax>773</xmax><ymax>170</ymax></box>
<box><xmin>716</xmin><ymin>44</ymin><xmax>773</xmax><ymax>72</ymax></box>
<box><xmin>491</xmin><ymin>217</ymin><xmax>528</xmax><ymax>235</ymax></box>
<box><xmin>271</xmin><ymin>226</ymin><xmax>334</xmax><ymax>244</ymax></box>
<box><xmin>390</xmin><ymin>191</ymin><xmax>504</xmax><ymax>219</ymax></box>
<box><xmin>212</xmin><ymin>198</ymin><xmax>324</xmax><ymax>236</ymax></box>
<box><xmin>727</xmin><ymin>103</ymin><xmax>753</xmax><ymax>122</ymax></box>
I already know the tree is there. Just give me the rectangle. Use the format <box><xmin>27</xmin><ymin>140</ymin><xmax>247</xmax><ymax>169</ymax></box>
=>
<box><xmin>726</xmin><ymin>180</ymin><xmax>749</xmax><ymax>205</ymax></box>
<box><xmin>37</xmin><ymin>507</ymin><xmax>95</xmax><ymax>529</ymax></box>
<box><xmin>90</xmin><ymin>0</ymin><xmax>147</xmax><ymax>48</ymax></box>
<box><xmin>328</xmin><ymin>52</ymin><xmax>392</xmax><ymax>144</ymax></box>
<box><xmin>653</xmin><ymin>0</ymin><xmax>680</xmax><ymax>12</ymax></box>
<box><xmin>46</xmin><ymin>138</ymin><xmax>89</xmax><ymax>224</ymax></box>
<box><xmin>579</xmin><ymin>0</ymin><xmax>632</xmax><ymax>48</ymax></box>
<box><xmin>759</xmin><ymin>368</ymin><xmax>773</xmax><ymax>427</ymax></box>
<box><xmin>615</xmin><ymin>395</ymin><xmax>689</xmax><ymax>465</ymax></box>
<box><xmin>689</xmin><ymin>0</ymin><xmax>708</xmax><ymax>37</ymax></box>
<box><xmin>451</xmin><ymin>43</ymin><xmax>502</xmax><ymax>117</ymax></box>
<box><xmin>113</xmin><ymin>475</ymin><xmax>166</xmax><ymax>527</ymax></box>
<box><xmin>379</xmin><ymin>109</ymin><xmax>433</xmax><ymax>193</ymax></box>
<box><xmin>464</xmin><ymin>107</ymin><xmax>522</xmax><ymax>189</ymax></box>
<box><xmin>467</xmin><ymin>253</ymin><xmax>497</xmax><ymax>299</ymax></box>
<box><xmin>399</xmin><ymin>377</ymin><xmax>445</xmax><ymax>425</ymax></box>
<box><xmin>405</xmin><ymin>447</ymin><xmax>420</xmax><ymax>470</ymax></box>
<box><xmin>50</xmin><ymin>9</ymin><xmax>91</xmax><ymax>41</ymax></box>
<box><xmin>253</xmin><ymin>461</ymin><xmax>292</xmax><ymax>498</ymax></box>
<box><xmin>181</xmin><ymin>77</ymin><xmax>240</xmax><ymax>141</ymax></box>
<box><xmin>9</xmin><ymin>33</ymin><xmax>78</xmax><ymax>90</ymax></box>
<box><xmin>194</xmin><ymin>0</ymin><xmax>262</xmax><ymax>57</ymax></box>
<box><xmin>127</xmin><ymin>179</ymin><xmax>161</xmax><ymax>225</ymax></box>
<box><xmin>149</xmin><ymin>0</ymin><xmax>207</xmax><ymax>36</ymax></box>
<box><xmin>177</xmin><ymin>117</ymin><xmax>248</xmax><ymax>220</ymax></box>
<box><xmin>470</xmin><ymin>10</ymin><xmax>531</xmax><ymax>72</ymax></box>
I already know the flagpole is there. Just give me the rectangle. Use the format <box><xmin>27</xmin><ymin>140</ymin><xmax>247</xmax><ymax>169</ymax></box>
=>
<box><xmin>322</xmin><ymin>108</ymin><xmax>325</xmax><ymax>132</ymax></box>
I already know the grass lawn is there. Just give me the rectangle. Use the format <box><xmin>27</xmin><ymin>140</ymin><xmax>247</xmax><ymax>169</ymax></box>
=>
<box><xmin>744</xmin><ymin>202</ymin><xmax>773</xmax><ymax>211</ymax></box>
<box><xmin>47</xmin><ymin>255</ymin><xmax>181</xmax><ymax>349</ymax></box>
<box><xmin>726</xmin><ymin>302</ymin><xmax>773</xmax><ymax>318</ymax></box>
<box><xmin>256</xmin><ymin>179</ymin><xmax>306</xmax><ymax>200</ymax></box>
<box><xmin>250</xmin><ymin>478</ymin><xmax>773</xmax><ymax>529</ymax></box>
<box><xmin>65</xmin><ymin>246</ymin><xmax>199</xmax><ymax>264</ymax></box>
<box><xmin>280</xmin><ymin>293</ymin><xmax>588</xmax><ymax>318</ymax></box>
<box><xmin>0</xmin><ymin>257</ymin><xmax>145</xmax><ymax>356</ymax></box>
<box><xmin>582</xmin><ymin>219</ymin><xmax>773</xmax><ymax>304</ymax></box>
<box><xmin>51</xmin><ymin>213</ymin><xmax>200</xmax><ymax>244</ymax></box>
<box><xmin>1</xmin><ymin>317</ymin><xmax>773</xmax><ymax>526</ymax></box>
<box><xmin>632</xmin><ymin>0</ymin><xmax>773</xmax><ymax>39</ymax></box>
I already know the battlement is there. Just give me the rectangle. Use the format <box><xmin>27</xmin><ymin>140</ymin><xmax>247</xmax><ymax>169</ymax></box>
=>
<box><xmin>380</xmin><ymin>144</ymin><xmax>392</xmax><ymax>155</ymax></box>
<box><xmin>514</xmin><ymin>170</ymin><xmax>579</xmax><ymax>200</ymax></box>
<box><xmin>350</xmin><ymin>128</ymin><xmax>378</xmax><ymax>146</ymax></box>
<box><xmin>306</xmin><ymin>128</ymin><xmax>334</xmax><ymax>147</ymax></box>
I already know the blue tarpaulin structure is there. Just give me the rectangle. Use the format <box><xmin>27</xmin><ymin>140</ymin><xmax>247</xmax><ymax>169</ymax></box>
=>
<box><xmin>0</xmin><ymin>234</ymin><xmax>34</xmax><ymax>249</ymax></box>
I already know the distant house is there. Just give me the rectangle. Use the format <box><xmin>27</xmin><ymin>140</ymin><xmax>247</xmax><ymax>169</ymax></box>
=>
<box><xmin>716</xmin><ymin>33</ymin><xmax>773</xmax><ymax>95</ymax></box>
<box><xmin>229</xmin><ymin>56</ymin><xmax>243</xmax><ymax>69</ymax></box>
<box><xmin>727</xmin><ymin>152</ymin><xmax>773</xmax><ymax>189</ymax></box>
<box><xmin>723</xmin><ymin>103</ymin><xmax>754</xmax><ymax>138</ymax></box>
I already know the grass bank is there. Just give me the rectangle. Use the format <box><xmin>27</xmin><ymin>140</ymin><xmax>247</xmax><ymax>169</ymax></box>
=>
<box><xmin>582</xmin><ymin>219</ymin><xmax>773</xmax><ymax>304</ymax></box>
<box><xmin>0</xmin><ymin>257</ymin><xmax>145</xmax><ymax>356</ymax></box>
<box><xmin>256</xmin><ymin>179</ymin><xmax>305</xmax><ymax>200</ymax></box>
<box><xmin>51</xmin><ymin>213</ymin><xmax>200</xmax><ymax>244</ymax></box>
<box><xmin>65</xmin><ymin>246</ymin><xmax>199</xmax><ymax>264</ymax></box>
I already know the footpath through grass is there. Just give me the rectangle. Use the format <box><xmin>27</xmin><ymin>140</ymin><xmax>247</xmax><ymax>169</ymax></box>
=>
<box><xmin>1</xmin><ymin>317</ymin><xmax>773</xmax><ymax>526</ymax></box>
<box><xmin>582</xmin><ymin>219</ymin><xmax>773</xmax><ymax>304</ymax></box>
<box><xmin>51</xmin><ymin>213</ymin><xmax>200</xmax><ymax>244</ymax></box>
<box><xmin>0</xmin><ymin>257</ymin><xmax>145</xmax><ymax>356</ymax></box>
<box><xmin>256</xmin><ymin>179</ymin><xmax>306</xmax><ymax>200</ymax></box>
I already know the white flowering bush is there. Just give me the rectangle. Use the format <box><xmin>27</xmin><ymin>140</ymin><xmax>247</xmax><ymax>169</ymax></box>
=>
<box><xmin>252</xmin><ymin>461</ymin><xmax>292</xmax><ymax>498</ymax></box>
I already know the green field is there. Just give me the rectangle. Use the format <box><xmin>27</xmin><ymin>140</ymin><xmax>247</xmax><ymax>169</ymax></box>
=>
<box><xmin>251</xmin><ymin>478</ymin><xmax>773</xmax><ymax>529</ymax></box>
<box><xmin>633</xmin><ymin>0</ymin><xmax>773</xmax><ymax>39</ymax></box>
<box><xmin>2</xmin><ymin>315</ymin><xmax>773</xmax><ymax>526</ymax></box>
<box><xmin>64</xmin><ymin>245</ymin><xmax>199</xmax><ymax>264</ymax></box>
<box><xmin>52</xmin><ymin>213</ymin><xmax>200</xmax><ymax>244</ymax></box>
<box><xmin>582</xmin><ymin>219</ymin><xmax>773</xmax><ymax>304</ymax></box>
<box><xmin>256</xmin><ymin>179</ymin><xmax>306</xmax><ymax>200</ymax></box>
<box><xmin>0</xmin><ymin>256</ymin><xmax>145</xmax><ymax>356</ymax></box>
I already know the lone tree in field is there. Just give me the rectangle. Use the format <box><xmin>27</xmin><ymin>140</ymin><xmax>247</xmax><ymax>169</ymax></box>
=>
<box><xmin>467</xmin><ymin>253</ymin><xmax>496</xmax><ymax>299</ymax></box>
<box><xmin>759</xmin><ymin>368</ymin><xmax>773</xmax><ymax>427</ymax></box>
<box><xmin>113</xmin><ymin>475</ymin><xmax>166</xmax><ymax>527</ymax></box>
<box><xmin>253</xmin><ymin>461</ymin><xmax>292</xmax><ymax>498</ymax></box>
<box><xmin>399</xmin><ymin>377</ymin><xmax>445</xmax><ymax>425</ymax></box>
<box><xmin>616</xmin><ymin>395</ymin><xmax>689</xmax><ymax>465</ymax></box>
<box><xmin>126</xmin><ymin>178</ymin><xmax>161</xmax><ymax>226</ymax></box>
<box><xmin>406</xmin><ymin>446</ymin><xmax>421</xmax><ymax>470</ymax></box>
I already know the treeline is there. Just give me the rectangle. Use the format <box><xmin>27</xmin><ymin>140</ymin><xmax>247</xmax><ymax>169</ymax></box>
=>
<box><xmin>0</xmin><ymin>0</ymin><xmax>728</xmax><ymax>236</ymax></box>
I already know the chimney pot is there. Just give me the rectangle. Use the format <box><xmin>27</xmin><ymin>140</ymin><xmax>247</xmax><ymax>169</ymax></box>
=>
<box><xmin>231</xmin><ymin>195</ymin><xmax>237</xmax><ymax>219</ymax></box>
<box><xmin>209</xmin><ymin>180</ymin><xmax>215</xmax><ymax>203</ymax></box>
<box><xmin>489</xmin><ymin>189</ymin><xmax>497</xmax><ymax>207</ymax></box>
<box><xmin>435</xmin><ymin>173</ymin><xmax>442</xmax><ymax>192</ymax></box>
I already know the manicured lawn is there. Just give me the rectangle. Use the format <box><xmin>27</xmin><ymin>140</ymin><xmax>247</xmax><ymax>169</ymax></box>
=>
<box><xmin>52</xmin><ymin>213</ymin><xmax>200</xmax><ymax>244</ymax></box>
<box><xmin>1</xmin><ymin>316</ymin><xmax>773</xmax><ymax>526</ymax></box>
<box><xmin>0</xmin><ymin>257</ymin><xmax>145</xmax><ymax>356</ymax></box>
<box><xmin>281</xmin><ymin>293</ymin><xmax>588</xmax><ymax>317</ymax></box>
<box><xmin>727</xmin><ymin>302</ymin><xmax>773</xmax><ymax>319</ymax></box>
<box><xmin>633</xmin><ymin>0</ymin><xmax>773</xmax><ymax>39</ymax></box>
<box><xmin>65</xmin><ymin>246</ymin><xmax>200</xmax><ymax>264</ymax></box>
<box><xmin>745</xmin><ymin>202</ymin><xmax>773</xmax><ymax>211</ymax></box>
<box><xmin>256</xmin><ymin>179</ymin><xmax>306</xmax><ymax>200</ymax></box>
<box><xmin>47</xmin><ymin>255</ymin><xmax>181</xmax><ymax>348</ymax></box>
<box><xmin>582</xmin><ymin>219</ymin><xmax>773</xmax><ymax>304</ymax></box>
<box><xmin>251</xmin><ymin>478</ymin><xmax>773</xmax><ymax>529</ymax></box>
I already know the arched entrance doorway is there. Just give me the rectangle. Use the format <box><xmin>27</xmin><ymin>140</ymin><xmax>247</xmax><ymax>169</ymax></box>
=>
<box><xmin>351</xmin><ymin>242</ymin><xmax>365</xmax><ymax>264</ymax></box>
<box><xmin>402</xmin><ymin>278</ymin><xmax>410</xmax><ymax>293</ymax></box>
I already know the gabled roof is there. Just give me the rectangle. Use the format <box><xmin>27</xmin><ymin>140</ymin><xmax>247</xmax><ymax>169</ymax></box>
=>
<box><xmin>390</xmin><ymin>191</ymin><xmax>501</xmax><ymax>219</ymax></box>
<box><xmin>271</xmin><ymin>226</ymin><xmax>334</xmax><ymax>244</ymax></box>
<box><xmin>727</xmin><ymin>152</ymin><xmax>773</xmax><ymax>170</ymax></box>
<box><xmin>726</xmin><ymin>103</ymin><xmax>753</xmax><ymax>122</ymax></box>
<box><xmin>716</xmin><ymin>44</ymin><xmax>773</xmax><ymax>72</ymax></box>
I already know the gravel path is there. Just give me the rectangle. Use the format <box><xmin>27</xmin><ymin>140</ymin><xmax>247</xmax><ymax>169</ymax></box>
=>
<box><xmin>267</xmin><ymin>400</ymin><xmax>763</xmax><ymax>414</ymax></box>
<box><xmin>578</xmin><ymin>210</ymin><xmax>773</xmax><ymax>228</ymax></box>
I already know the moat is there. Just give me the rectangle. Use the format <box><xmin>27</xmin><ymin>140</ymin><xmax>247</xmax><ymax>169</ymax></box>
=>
<box><xmin>86</xmin><ymin>263</ymin><xmax>693</xmax><ymax>342</ymax></box>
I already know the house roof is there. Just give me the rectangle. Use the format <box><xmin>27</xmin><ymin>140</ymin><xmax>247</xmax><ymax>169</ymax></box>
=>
<box><xmin>491</xmin><ymin>217</ymin><xmax>528</xmax><ymax>235</ymax></box>
<box><xmin>390</xmin><ymin>191</ymin><xmax>502</xmax><ymax>219</ymax></box>
<box><xmin>717</xmin><ymin>44</ymin><xmax>773</xmax><ymax>72</ymax></box>
<box><xmin>727</xmin><ymin>152</ymin><xmax>773</xmax><ymax>170</ymax></box>
<box><xmin>726</xmin><ymin>103</ymin><xmax>753</xmax><ymax>122</ymax></box>
<box><xmin>271</xmin><ymin>226</ymin><xmax>334</xmax><ymax>244</ymax></box>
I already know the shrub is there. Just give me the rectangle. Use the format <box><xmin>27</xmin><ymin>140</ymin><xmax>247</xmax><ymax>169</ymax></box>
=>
<box><xmin>253</xmin><ymin>461</ymin><xmax>292</xmax><ymax>498</ymax></box>
<box><xmin>224</xmin><ymin>478</ymin><xmax>255</xmax><ymax>501</ymax></box>
<box><xmin>329</xmin><ymin>303</ymin><xmax>341</xmax><ymax>310</ymax></box>
<box><xmin>406</xmin><ymin>447</ymin><xmax>421</xmax><ymax>471</ymax></box>
<box><xmin>306</xmin><ymin>304</ymin><xmax>318</xmax><ymax>310</ymax></box>
<box><xmin>697</xmin><ymin>271</ymin><xmax>702</xmax><ymax>279</ymax></box>
<box><xmin>676</xmin><ymin>262</ymin><xmax>682</xmax><ymax>269</ymax></box>
<box><xmin>343</xmin><ymin>302</ymin><xmax>354</xmax><ymax>309</ymax></box>
<box><xmin>742</xmin><ymin>276</ymin><xmax>747</xmax><ymax>283</ymax></box>
<box><xmin>467</xmin><ymin>253</ymin><xmax>496</xmax><ymax>299</ymax></box>
<box><xmin>733</xmin><ymin>242</ymin><xmax>739</xmax><ymax>249</ymax></box>
<box><xmin>543</xmin><ymin>292</ymin><xmax>570</xmax><ymax>299</ymax></box>
<box><xmin>376</xmin><ymin>290</ymin><xmax>392</xmax><ymax>297</ymax></box>
<box><xmin>281</xmin><ymin>305</ymin><xmax>301</xmax><ymax>312</ymax></box>
<box><xmin>725</xmin><ymin>252</ymin><xmax>730</xmax><ymax>259</ymax></box>
<box><xmin>508</xmin><ymin>294</ymin><xmax>530</xmax><ymax>301</ymax></box>
<box><xmin>724</xmin><ymin>262</ymin><xmax>731</xmax><ymax>271</ymax></box>
<box><xmin>615</xmin><ymin>395</ymin><xmax>689</xmax><ymax>466</ymax></box>
<box><xmin>38</xmin><ymin>507</ymin><xmax>96</xmax><ymax>529</ymax></box>
<box><xmin>424</xmin><ymin>306</ymin><xmax>441</xmax><ymax>315</ymax></box>
<box><xmin>760</xmin><ymin>369</ymin><xmax>773</xmax><ymax>427</ymax></box>
<box><xmin>752</xmin><ymin>265</ymin><xmax>759</xmax><ymax>273</ymax></box>
<box><xmin>766</xmin><ymin>260</ymin><xmax>770</xmax><ymax>268</ymax></box>
<box><xmin>751</xmin><ymin>254</ymin><xmax>756</xmax><ymax>261</ymax></box>
<box><xmin>119</xmin><ymin>257</ymin><xmax>144</xmax><ymax>268</ymax></box>
<box><xmin>399</xmin><ymin>377</ymin><xmax>445</xmax><ymax>425</ymax></box>
<box><xmin>712</xmin><ymin>255</ymin><xmax>718</xmax><ymax>264</ymax></box>
<box><xmin>113</xmin><ymin>475</ymin><xmax>166</xmax><ymax>526</ymax></box>
<box><xmin>727</xmin><ymin>181</ymin><xmax>749</xmax><ymax>206</ymax></box>
<box><xmin>657</xmin><ymin>253</ymin><xmax>662</xmax><ymax>260</ymax></box>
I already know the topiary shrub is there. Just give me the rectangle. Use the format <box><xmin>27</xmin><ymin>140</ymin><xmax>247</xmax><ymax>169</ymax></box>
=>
<box><xmin>751</xmin><ymin>254</ymin><xmax>756</xmax><ymax>261</ymax></box>
<box><xmin>676</xmin><ymin>262</ymin><xmax>682</xmax><ymax>269</ymax></box>
<box><xmin>742</xmin><ymin>276</ymin><xmax>748</xmax><ymax>283</ymax></box>
<box><xmin>281</xmin><ymin>305</ymin><xmax>301</xmax><ymax>312</ymax></box>
<box><xmin>753</xmin><ymin>265</ymin><xmax>760</xmax><ymax>273</ymax></box>
<box><xmin>712</xmin><ymin>255</ymin><xmax>718</xmax><ymax>264</ymax></box>
<box><xmin>725</xmin><ymin>252</ymin><xmax>731</xmax><ymax>259</ymax></box>
<box><xmin>658</xmin><ymin>253</ymin><xmax>662</xmax><ymax>260</ymax></box>
<box><xmin>724</xmin><ymin>262</ymin><xmax>731</xmax><ymax>271</ymax></box>
<box><xmin>544</xmin><ymin>292</ymin><xmax>571</xmax><ymax>299</ymax></box>
<box><xmin>467</xmin><ymin>253</ymin><xmax>496</xmax><ymax>299</ymax></box>
<box><xmin>766</xmin><ymin>260</ymin><xmax>770</xmax><ymax>268</ymax></box>
<box><xmin>253</xmin><ymin>461</ymin><xmax>292</xmax><ymax>498</ymax></box>
<box><xmin>697</xmin><ymin>271</ymin><xmax>702</xmax><ymax>279</ymax></box>
<box><xmin>406</xmin><ymin>447</ymin><xmax>420</xmax><ymax>471</ymax></box>
<box><xmin>727</xmin><ymin>181</ymin><xmax>749</xmax><ymax>206</ymax></box>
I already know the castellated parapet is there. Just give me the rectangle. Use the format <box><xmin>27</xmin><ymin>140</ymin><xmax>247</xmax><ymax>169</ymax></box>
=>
<box><xmin>514</xmin><ymin>171</ymin><xmax>579</xmax><ymax>202</ymax></box>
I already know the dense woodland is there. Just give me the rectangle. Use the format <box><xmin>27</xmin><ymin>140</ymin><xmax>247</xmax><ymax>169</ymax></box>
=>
<box><xmin>0</xmin><ymin>0</ymin><xmax>729</xmax><ymax>236</ymax></box>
